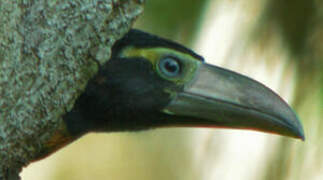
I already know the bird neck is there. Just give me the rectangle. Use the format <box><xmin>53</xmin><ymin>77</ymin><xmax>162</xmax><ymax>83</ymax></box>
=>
<box><xmin>32</xmin><ymin>120</ymin><xmax>77</xmax><ymax>162</ymax></box>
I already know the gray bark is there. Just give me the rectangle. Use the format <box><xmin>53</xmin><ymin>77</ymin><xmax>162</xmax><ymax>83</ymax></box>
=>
<box><xmin>0</xmin><ymin>0</ymin><xmax>144</xmax><ymax>179</ymax></box>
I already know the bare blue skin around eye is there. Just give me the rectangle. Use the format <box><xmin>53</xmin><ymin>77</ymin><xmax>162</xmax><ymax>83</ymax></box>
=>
<box><xmin>159</xmin><ymin>57</ymin><xmax>181</xmax><ymax>77</ymax></box>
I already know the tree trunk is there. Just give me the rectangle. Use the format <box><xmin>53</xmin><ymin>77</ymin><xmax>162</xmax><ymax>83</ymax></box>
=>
<box><xmin>0</xmin><ymin>0</ymin><xmax>144</xmax><ymax>179</ymax></box>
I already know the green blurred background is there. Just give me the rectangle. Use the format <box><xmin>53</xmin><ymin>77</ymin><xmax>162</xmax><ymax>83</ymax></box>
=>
<box><xmin>22</xmin><ymin>0</ymin><xmax>322</xmax><ymax>179</ymax></box>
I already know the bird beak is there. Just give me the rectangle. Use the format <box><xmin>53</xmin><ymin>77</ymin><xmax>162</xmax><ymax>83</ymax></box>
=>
<box><xmin>163</xmin><ymin>63</ymin><xmax>305</xmax><ymax>140</ymax></box>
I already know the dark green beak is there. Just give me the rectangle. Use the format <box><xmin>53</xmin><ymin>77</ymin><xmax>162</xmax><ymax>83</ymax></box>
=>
<box><xmin>164</xmin><ymin>63</ymin><xmax>304</xmax><ymax>140</ymax></box>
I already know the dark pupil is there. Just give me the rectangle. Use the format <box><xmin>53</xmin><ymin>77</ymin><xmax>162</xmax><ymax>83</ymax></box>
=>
<box><xmin>164</xmin><ymin>60</ymin><xmax>178</xmax><ymax>73</ymax></box>
<box><xmin>160</xmin><ymin>57</ymin><xmax>180</xmax><ymax>77</ymax></box>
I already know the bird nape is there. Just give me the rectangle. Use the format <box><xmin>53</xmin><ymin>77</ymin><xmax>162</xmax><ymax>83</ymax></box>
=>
<box><xmin>37</xmin><ymin>29</ymin><xmax>304</xmax><ymax>161</ymax></box>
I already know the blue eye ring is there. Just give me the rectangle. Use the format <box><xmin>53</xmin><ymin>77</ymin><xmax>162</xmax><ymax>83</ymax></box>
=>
<box><xmin>158</xmin><ymin>56</ymin><xmax>181</xmax><ymax>77</ymax></box>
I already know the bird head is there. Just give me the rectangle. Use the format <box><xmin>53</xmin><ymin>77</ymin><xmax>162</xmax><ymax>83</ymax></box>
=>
<box><xmin>64</xmin><ymin>29</ymin><xmax>304</xmax><ymax>140</ymax></box>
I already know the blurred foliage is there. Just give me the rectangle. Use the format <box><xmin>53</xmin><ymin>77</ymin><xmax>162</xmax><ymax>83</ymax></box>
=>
<box><xmin>134</xmin><ymin>0</ymin><xmax>208</xmax><ymax>45</ymax></box>
<box><xmin>262</xmin><ymin>0</ymin><xmax>315</xmax><ymax>55</ymax></box>
<box><xmin>254</xmin><ymin>0</ymin><xmax>322</xmax><ymax>102</ymax></box>
<box><xmin>254</xmin><ymin>1</ymin><xmax>323</xmax><ymax>180</ymax></box>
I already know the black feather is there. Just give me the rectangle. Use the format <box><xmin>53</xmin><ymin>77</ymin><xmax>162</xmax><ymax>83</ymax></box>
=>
<box><xmin>112</xmin><ymin>29</ymin><xmax>204</xmax><ymax>61</ymax></box>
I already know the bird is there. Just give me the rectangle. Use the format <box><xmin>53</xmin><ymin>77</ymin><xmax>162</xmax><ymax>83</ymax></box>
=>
<box><xmin>35</xmin><ymin>29</ymin><xmax>304</xmax><ymax>161</ymax></box>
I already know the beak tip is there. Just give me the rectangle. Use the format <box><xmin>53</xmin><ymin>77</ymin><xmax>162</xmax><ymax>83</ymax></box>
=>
<box><xmin>300</xmin><ymin>136</ymin><xmax>305</xmax><ymax>141</ymax></box>
<box><xmin>166</xmin><ymin>63</ymin><xmax>306</xmax><ymax>141</ymax></box>
<box><xmin>297</xmin><ymin>127</ymin><xmax>305</xmax><ymax>141</ymax></box>
<box><xmin>289</xmin><ymin>118</ymin><xmax>305</xmax><ymax>141</ymax></box>
<box><xmin>292</xmin><ymin>115</ymin><xmax>305</xmax><ymax>141</ymax></box>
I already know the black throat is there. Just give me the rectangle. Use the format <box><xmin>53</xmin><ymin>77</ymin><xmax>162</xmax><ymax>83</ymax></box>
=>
<box><xmin>63</xmin><ymin>57</ymin><xmax>175</xmax><ymax>137</ymax></box>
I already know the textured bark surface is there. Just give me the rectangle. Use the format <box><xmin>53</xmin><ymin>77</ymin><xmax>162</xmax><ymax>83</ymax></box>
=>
<box><xmin>0</xmin><ymin>0</ymin><xmax>144</xmax><ymax>179</ymax></box>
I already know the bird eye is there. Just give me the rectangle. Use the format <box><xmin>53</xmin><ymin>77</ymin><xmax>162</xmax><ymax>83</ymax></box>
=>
<box><xmin>159</xmin><ymin>57</ymin><xmax>181</xmax><ymax>77</ymax></box>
